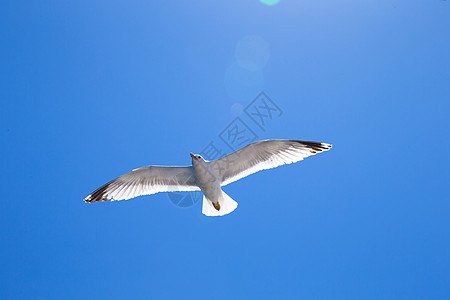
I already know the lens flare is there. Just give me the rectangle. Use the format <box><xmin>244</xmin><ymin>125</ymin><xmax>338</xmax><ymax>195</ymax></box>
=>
<box><xmin>260</xmin><ymin>0</ymin><xmax>280</xmax><ymax>5</ymax></box>
<box><xmin>235</xmin><ymin>35</ymin><xmax>270</xmax><ymax>71</ymax></box>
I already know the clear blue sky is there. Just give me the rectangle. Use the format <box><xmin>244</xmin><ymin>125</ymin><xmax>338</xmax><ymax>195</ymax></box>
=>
<box><xmin>1</xmin><ymin>1</ymin><xmax>449</xmax><ymax>299</ymax></box>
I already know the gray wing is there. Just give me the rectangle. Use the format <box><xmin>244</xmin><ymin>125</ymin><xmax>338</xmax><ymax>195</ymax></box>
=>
<box><xmin>210</xmin><ymin>140</ymin><xmax>332</xmax><ymax>186</ymax></box>
<box><xmin>84</xmin><ymin>166</ymin><xmax>200</xmax><ymax>203</ymax></box>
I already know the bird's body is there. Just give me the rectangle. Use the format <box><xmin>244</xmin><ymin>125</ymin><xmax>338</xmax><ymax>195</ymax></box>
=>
<box><xmin>191</xmin><ymin>154</ymin><xmax>222</xmax><ymax>207</ymax></box>
<box><xmin>84</xmin><ymin>139</ymin><xmax>332</xmax><ymax>216</ymax></box>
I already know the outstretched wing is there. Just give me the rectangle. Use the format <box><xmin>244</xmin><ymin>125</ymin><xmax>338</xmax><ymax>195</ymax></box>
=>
<box><xmin>210</xmin><ymin>140</ymin><xmax>332</xmax><ymax>186</ymax></box>
<box><xmin>84</xmin><ymin>166</ymin><xmax>200</xmax><ymax>203</ymax></box>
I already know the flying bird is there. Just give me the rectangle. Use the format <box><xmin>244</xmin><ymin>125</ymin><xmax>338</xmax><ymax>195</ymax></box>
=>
<box><xmin>84</xmin><ymin>139</ymin><xmax>332</xmax><ymax>216</ymax></box>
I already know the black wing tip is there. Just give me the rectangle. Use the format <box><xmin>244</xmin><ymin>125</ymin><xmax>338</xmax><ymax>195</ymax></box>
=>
<box><xmin>291</xmin><ymin>140</ymin><xmax>332</xmax><ymax>152</ymax></box>
<box><xmin>84</xmin><ymin>183</ymin><xmax>111</xmax><ymax>203</ymax></box>
<box><xmin>84</xmin><ymin>196</ymin><xmax>109</xmax><ymax>203</ymax></box>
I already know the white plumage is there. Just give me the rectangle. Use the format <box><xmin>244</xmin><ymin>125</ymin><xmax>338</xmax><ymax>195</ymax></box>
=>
<box><xmin>84</xmin><ymin>139</ymin><xmax>332</xmax><ymax>216</ymax></box>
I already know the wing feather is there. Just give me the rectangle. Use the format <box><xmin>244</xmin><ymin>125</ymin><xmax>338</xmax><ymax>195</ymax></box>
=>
<box><xmin>84</xmin><ymin>166</ymin><xmax>200</xmax><ymax>203</ymax></box>
<box><xmin>210</xmin><ymin>140</ymin><xmax>332</xmax><ymax>186</ymax></box>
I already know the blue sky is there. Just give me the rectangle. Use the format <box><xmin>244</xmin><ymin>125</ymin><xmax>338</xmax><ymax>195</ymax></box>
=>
<box><xmin>0</xmin><ymin>0</ymin><xmax>449</xmax><ymax>299</ymax></box>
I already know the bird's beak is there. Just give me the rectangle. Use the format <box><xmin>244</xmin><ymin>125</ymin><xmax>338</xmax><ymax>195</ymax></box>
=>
<box><xmin>190</xmin><ymin>153</ymin><xmax>195</xmax><ymax>159</ymax></box>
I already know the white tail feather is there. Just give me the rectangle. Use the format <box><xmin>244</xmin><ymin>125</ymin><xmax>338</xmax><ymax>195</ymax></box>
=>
<box><xmin>202</xmin><ymin>190</ymin><xmax>238</xmax><ymax>217</ymax></box>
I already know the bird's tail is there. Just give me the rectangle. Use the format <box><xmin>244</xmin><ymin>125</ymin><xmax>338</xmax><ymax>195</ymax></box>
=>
<box><xmin>202</xmin><ymin>190</ymin><xmax>238</xmax><ymax>217</ymax></box>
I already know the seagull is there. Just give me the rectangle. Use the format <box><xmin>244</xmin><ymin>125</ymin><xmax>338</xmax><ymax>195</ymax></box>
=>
<box><xmin>84</xmin><ymin>139</ymin><xmax>332</xmax><ymax>216</ymax></box>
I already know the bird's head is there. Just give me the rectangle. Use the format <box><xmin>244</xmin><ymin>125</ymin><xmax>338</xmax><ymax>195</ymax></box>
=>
<box><xmin>190</xmin><ymin>153</ymin><xmax>203</xmax><ymax>161</ymax></box>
